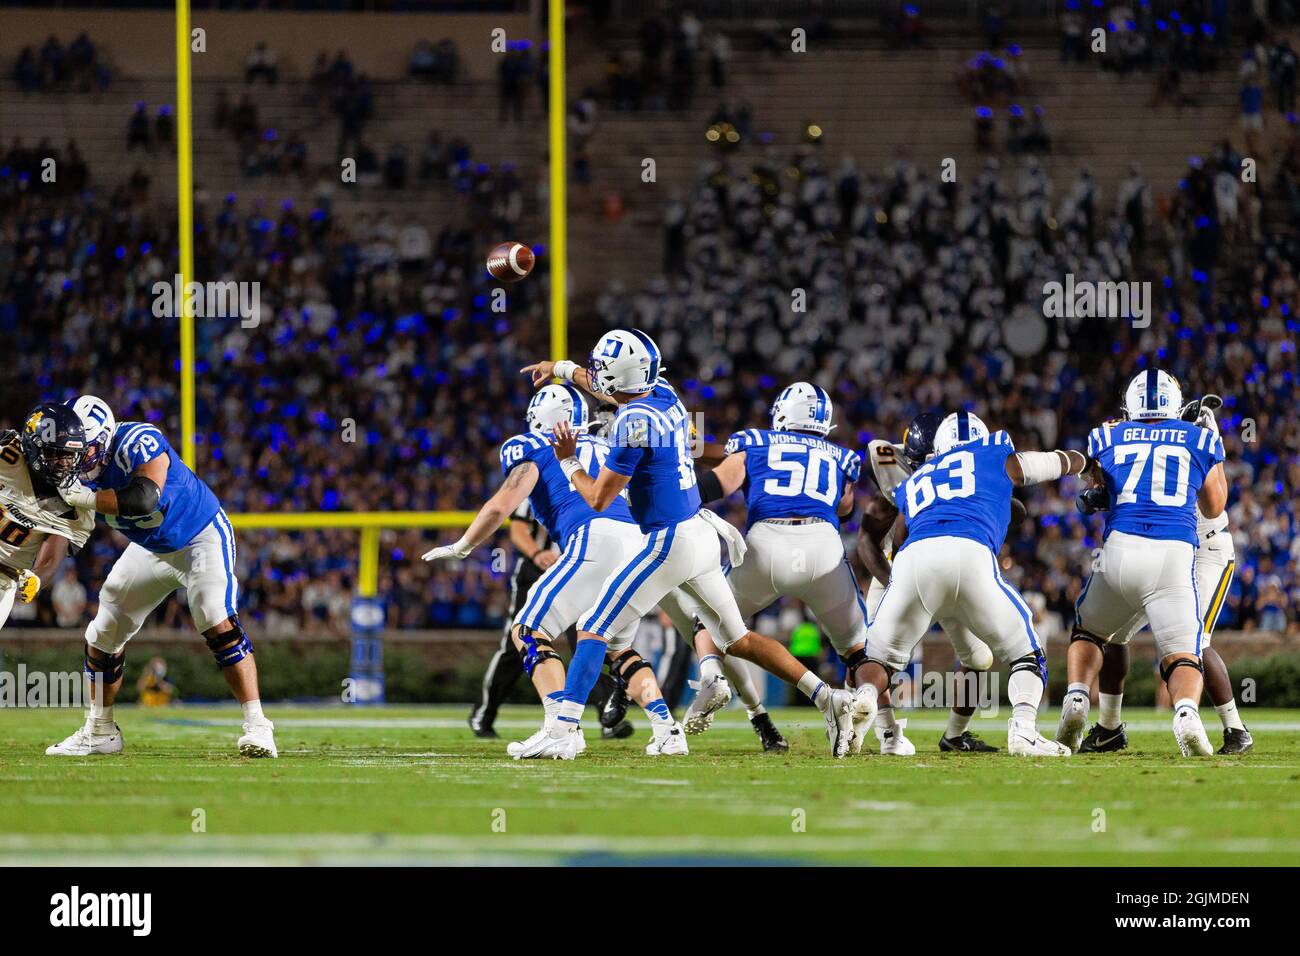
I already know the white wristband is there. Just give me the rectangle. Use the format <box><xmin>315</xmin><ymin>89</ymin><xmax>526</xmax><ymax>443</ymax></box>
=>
<box><xmin>559</xmin><ymin>456</ymin><xmax>584</xmax><ymax>481</ymax></box>
<box><xmin>553</xmin><ymin>360</ymin><xmax>577</xmax><ymax>382</ymax></box>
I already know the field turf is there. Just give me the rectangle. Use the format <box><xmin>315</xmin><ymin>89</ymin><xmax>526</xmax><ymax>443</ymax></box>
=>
<box><xmin>2</xmin><ymin>704</ymin><xmax>1298</xmax><ymax>866</ymax></box>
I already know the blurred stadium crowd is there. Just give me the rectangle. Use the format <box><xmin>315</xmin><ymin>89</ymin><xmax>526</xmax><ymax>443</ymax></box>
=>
<box><xmin>2</xmin><ymin>11</ymin><xmax>1296</xmax><ymax>642</ymax></box>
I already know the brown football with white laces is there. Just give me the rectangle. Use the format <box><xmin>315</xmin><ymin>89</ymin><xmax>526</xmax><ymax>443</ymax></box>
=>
<box><xmin>486</xmin><ymin>242</ymin><xmax>535</xmax><ymax>283</ymax></box>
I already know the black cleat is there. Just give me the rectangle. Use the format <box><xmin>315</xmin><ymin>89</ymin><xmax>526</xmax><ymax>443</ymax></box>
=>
<box><xmin>939</xmin><ymin>731</ymin><xmax>999</xmax><ymax>753</ymax></box>
<box><xmin>468</xmin><ymin>715</ymin><xmax>498</xmax><ymax>739</ymax></box>
<box><xmin>601</xmin><ymin>719</ymin><xmax>635</xmax><ymax>740</ymax></box>
<box><xmin>751</xmin><ymin>712</ymin><xmax>789</xmax><ymax>752</ymax></box>
<box><xmin>1077</xmin><ymin>722</ymin><xmax>1128</xmax><ymax>753</ymax></box>
<box><xmin>600</xmin><ymin>684</ymin><xmax>630</xmax><ymax>729</ymax></box>
<box><xmin>1217</xmin><ymin>726</ymin><xmax>1253</xmax><ymax>754</ymax></box>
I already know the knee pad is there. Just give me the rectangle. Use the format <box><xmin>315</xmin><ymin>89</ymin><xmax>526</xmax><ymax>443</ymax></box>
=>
<box><xmin>608</xmin><ymin>648</ymin><xmax>652</xmax><ymax>686</ymax></box>
<box><xmin>84</xmin><ymin>609</ymin><xmax>133</xmax><ymax>658</ymax></box>
<box><xmin>1069</xmin><ymin>627</ymin><xmax>1107</xmax><ymax>651</ymax></box>
<box><xmin>1160</xmin><ymin>656</ymin><xmax>1203</xmax><ymax>683</ymax></box>
<box><xmin>1010</xmin><ymin>650</ymin><xmax>1048</xmax><ymax>685</ymax></box>
<box><xmin>83</xmin><ymin>644</ymin><xmax>125</xmax><ymax>683</ymax></box>
<box><xmin>842</xmin><ymin>647</ymin><xmax>869</xmax><ymax>672</ymax></box>
<box><xmin>864</xmin><ymin>656</ymin><xmax>897</xmax><ymax>683</ymax></box>
<box><xmin>516</xmin><ymin>628</ymin><xmax>561</xmax><ymax>677</ymax></box>
<box><xmin>205</xmin><ymin>615</ymin><xmax>254</xmax><ymax>669</ymax></box>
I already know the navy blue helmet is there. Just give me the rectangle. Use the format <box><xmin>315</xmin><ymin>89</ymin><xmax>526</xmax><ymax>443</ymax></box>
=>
<box><xmin>20</xmin><ymin>403</ymin><xmax>88</xmax><ymax>489</ymax></box>
<box><xmin>901</xmin><ymin>411</ymin><xmax>944</xmax><ymax>470</ymax></box>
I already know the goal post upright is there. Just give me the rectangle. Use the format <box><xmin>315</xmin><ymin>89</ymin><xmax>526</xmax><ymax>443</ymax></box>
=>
<box><xmin>175</xmin><ymin>0</ymin><xmax>197</xmax><ymax>470</ymax></box>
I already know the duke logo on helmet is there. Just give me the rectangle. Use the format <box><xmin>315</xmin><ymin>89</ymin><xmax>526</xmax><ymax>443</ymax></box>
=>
<box><xmin>933</xmin><ymin>410</ymin><xmax>990</xmax><ymax>457</ymax></box>
<box><xmin>586</xmin><ymin>328</ymin><xmax>662</xmax><ymax>396</ymax></box>
<box><xmin>527</xmin><ymin>383</ymin><xmax>589</xmax><ymax>435</ymax></box>
<box><xmin>1122</xmin><ymin>368</ymin><xmax>1183</xmax><ymax>421</ymax></box>
<box><xmin>70</xmin><ymin>394</ymin><xmax>117</xmax><ymax>481</ymax></box>
<box><xmin>770</xmin><ymin>382</ymin><xmax>834</xmax><ymax>436</ymax></box>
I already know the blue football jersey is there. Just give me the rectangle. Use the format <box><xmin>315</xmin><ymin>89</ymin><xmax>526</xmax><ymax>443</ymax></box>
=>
<box><xmin>894</xmin><ymin>431</ymin><xmax>1016</xmax><ymax>554</ymax></box>
<box><xmin>499</xmin><ymin>431</ymin><xmax>635</xmax><ymax>549</ymax></box>
<box><xmin>724</xmin><ymin>428</ymin><xmax>860</xmax><ymax>530</ymax></box>
<box><xmin>603</xmin><ymin>380</ymin><xmax>701</xmax><ymax>532</ymax></box>
<box><xmin>1087</xmin><ymin>419</ymin><xmax>1224</xmax><ymax>547</ymax></box>
<box><xmin>91</xmin><ymin>422</ymin><xmax>222</xmax><ymax>552</ymax></box>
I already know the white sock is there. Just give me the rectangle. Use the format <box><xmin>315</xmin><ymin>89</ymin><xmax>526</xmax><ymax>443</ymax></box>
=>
<box><xmin>944</xmin><ymin>710</ymin><xmax>972</xmax><ymax>739</ymax></box>
<box><xmin>798</xmin><ymin>672</ymin><xmax>830</xmax><ymax>711</ymax></box>
<box><xmin>1173</xmin><ymin>697</ymin><xmax>1198</xmax><ymax>717</ymax></box>
<box><xmin>722</xmin><ymin>655</ymin><xmax>763</xmax><ymax>715</ymax></box>
<box><xmin>876</xmin><ymin>705</ymin><xmax>898</xmax><ymax>732</ymax></box>
<box><xmin>557</xmin><ymin>700</ymin><xmax>584</xmax><ymax>726</ymax></box>
<box><xmin>698</xmin><ymin>654</ymin><xmax>724</xmax><ymax>682</ymax></box>
<box><xmin>1008</xmin><ymin>670</ymin><xmax>1044</xmax><ymax>729</ymax></box>
<box><xmin>241</xmin><ymin>699</ymin><xmax>265</xmax><ymax>723</ymax></box>
<box><xmin>88</xmin><ymin>689</ymin><xmax>115</xmax><ymax>734</ymax></box>
<box><xmin>1066</xmin><ymin>682</ymin><xmax>1091</xmax><ymax>703</ymax></box>
<box><xmin>1098</xmin><ymin>692</ymin><xmax>1123</xmax><ymax>730</ymax></box>
<box><xmin>1215</xmin><ymin>700</ymin><xmax>1245</xmax><ymax>732</ymax></box>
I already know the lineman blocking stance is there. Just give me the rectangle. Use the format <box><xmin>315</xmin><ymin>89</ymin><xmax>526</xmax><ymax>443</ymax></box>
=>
<box><xmin>0</xmin><ymin>407</ymin><xmax>96</xmax><ymax>631</ymax></box>
<box><xmin>423</xmin><ymin>384</ymin><xmax>669</xmax><ymax>758</ymax></box>
<box><xmin>521</xmin><ymin>330</ymin><xmax>868</xmax><ymax>759</ymax></box>
<box><xmin>677</xmin><ymin>383</ymin><xmax>872</xmax><ymax>751</ymax></box>
<box><xmin>855</xmin><ymin>413</ymin><xmax>1001</xmax><ymax>753</ymax></box>
<box><xmin>1058</xmin><ymin>370</ymin><xmax>1229</xmax><ymax>757</ymax></box>
<box><xmin>855</xmin><ymin>412</ymin><xmax>1084</xmax><ymax>756</ymax></box>
<box><xmin>48</xmin><ymin>396</ymin><xmax>277</xmax><ymax>757</ymax></box>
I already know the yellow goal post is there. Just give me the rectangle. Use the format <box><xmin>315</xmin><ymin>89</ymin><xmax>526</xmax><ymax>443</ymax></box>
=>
<box><xmin>173</xmin><ymin>0</ymin><xmax>570</xmax><ymax>599</ymax></box>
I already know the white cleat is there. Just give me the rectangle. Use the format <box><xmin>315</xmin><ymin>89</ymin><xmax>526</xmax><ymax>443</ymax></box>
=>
<box><xmin>646</xmin><ymin>721</ymin><xmax>689</xmax><ymax>756</ymax></box>
<box><xmin>511</xmin><ymin>721</ymin><xmax>583</xmax><ymax>760</ymax></box>
<box><xmin>845</xmin><ymin>685</ymin><xmax>879</xmax><ymax>755</ymax></box>
<box><xmin>1056</xmin><ymin>693</ymin><xmax>1088</xmax><ymax>753</ymax></box>
<box><xmin>1173</xmin><ymin>708</ymin><xmax>1213</xmax><ymax>757</ymax></box>
<box><xmin>682</xmin><ymin>674</ymin><xmax>732</xmax><ymax>735</ymax></box>
<box><xmin>823</xmin><ymin>688</ymin><xmax>864</xmax><ymax>759</ymax></box>
<box><xmin>45</xmin><ymin>721</ymin><xmax>123</xmax><ymax>757</ymax></box>
<box><xmin>1008</xmin><ymin>719</ymin><xmax>1072</xmax><ymax>756</ymax></box>
<box><xmin>238</xmin><ymin>718</ymin><xmax>278</xmax><ymax>758</ymax></box>
<box><xmin>878</xmin><ymin>720</ymin><xmax>917</xmax><ymax>756</ymax></box>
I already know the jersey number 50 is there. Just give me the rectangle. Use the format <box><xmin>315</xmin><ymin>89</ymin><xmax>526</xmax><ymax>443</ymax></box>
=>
<box><xmin>763</xmin><ymin>445</ymin><xmax>837</xmax><ymax>505</ymax></box>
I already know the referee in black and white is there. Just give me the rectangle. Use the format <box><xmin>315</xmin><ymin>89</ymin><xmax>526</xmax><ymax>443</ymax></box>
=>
<box><xmin>468</xmin><ymin>498</ymin><xmax>628</xmax><ymax>738</ymax></box>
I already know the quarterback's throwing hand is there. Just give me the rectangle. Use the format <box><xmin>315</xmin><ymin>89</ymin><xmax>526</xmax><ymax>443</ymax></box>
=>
<box><xmin>519</xmin><ymin>360</ymin><xmax>555</xmax><ymax>388</ymax></box>
<box><xmin>550</xmin><ymin>420</ymin><xmax>578</xmax><ymax>460</ymax></box>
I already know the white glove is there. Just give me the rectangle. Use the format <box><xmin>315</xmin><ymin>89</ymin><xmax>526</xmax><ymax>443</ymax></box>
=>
<box><xmin>422</xmin><ymin>537</ymin><xmax>473</xmax><ymax>562</ymax></box>
<box><xmin>59</xmin><ymin>479</ymin><xmax>97</xmax><ymax>511</ymax></box>
<box><xmin>1197</xmin><ymin>406</ymin><xmax>1220</xmax><ymax>438</ymax></box>
<box><xmin>16</xmin><ymin>569</ymin><xmax>40</xmax><ymax>604</ymax></box>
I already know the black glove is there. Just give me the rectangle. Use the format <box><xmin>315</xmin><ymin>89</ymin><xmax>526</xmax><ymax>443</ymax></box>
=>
<box><xmin>1076</xmin><ymin>487</ymin><xmax>1110</xmax><ymax>515</ymax></box>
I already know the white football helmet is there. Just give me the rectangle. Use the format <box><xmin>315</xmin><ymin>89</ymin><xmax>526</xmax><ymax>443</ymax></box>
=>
<box><xmin>1122</xmin><ymin>368</ymin><xmax>1182</xmax><ymax>421</ymax></box>
<box><xmin>770</xmin><ymin>382</ymin><xmax>834</xmax><ymax>436</ymax></box>
<box><xmin>586</xmin><ymin>329</ymin><xmax>662</xmax><ymax>396</ymax></box>
<box><xmin>932</xmin><ymin>410</ymin><xmax>990</xmax><ymax>457</ymax></box>
<box><xmin>70</xmin><ymin>394</ymin><xmax>116</xmax><ymax>481</ymax></box>
<box><xmin>526</xmin><ymin>383</ymin><xmax>589</xmax><ymax>435</ymax></box>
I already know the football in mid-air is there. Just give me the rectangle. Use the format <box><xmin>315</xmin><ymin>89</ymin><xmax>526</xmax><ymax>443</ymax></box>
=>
<box><xmin>486</xmin><ymin>241</ymin><xmax>535</xmax><ymax>283</ymax></box>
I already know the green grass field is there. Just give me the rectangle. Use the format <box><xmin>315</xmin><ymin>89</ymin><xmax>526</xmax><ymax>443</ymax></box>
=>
<box><xmin>3</xmin><ymin>704</ymin><xmax>1298</xmax><ymax>866</ymax></box>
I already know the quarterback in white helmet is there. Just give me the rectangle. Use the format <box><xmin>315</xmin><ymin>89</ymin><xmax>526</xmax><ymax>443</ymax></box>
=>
<box><xmin>522</xmin><ymin>331</ymin><xmax>869</xmax><ymax>758</ymax></box>
<box><xmin>422</xmin><ymin>382</ymin><xmax>683</xmax><ymax>759</ymax></box>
